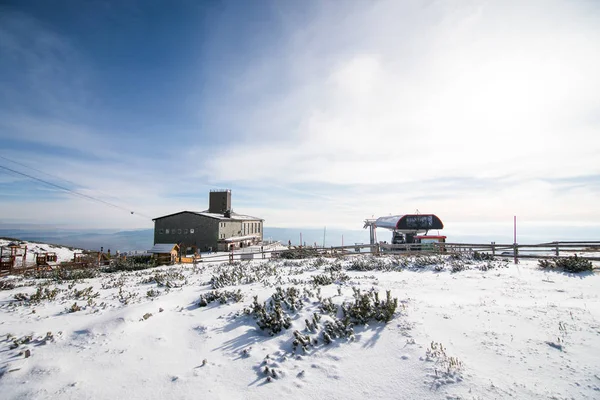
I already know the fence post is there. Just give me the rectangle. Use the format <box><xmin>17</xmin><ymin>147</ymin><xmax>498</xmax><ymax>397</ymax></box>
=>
<box><xmin>513</xmin><ymin>243</ymin><xmax>518</xmax><ymax>264</ymax></box>
<box><xmin>491</xmin><ymin>242</ymin><xmax>495</xmax><ymax>257</ymax></box>
<box><xmin>554</xmin><ymin>242</ymin><xmax>559</xmax><ymax>257</ymax></box>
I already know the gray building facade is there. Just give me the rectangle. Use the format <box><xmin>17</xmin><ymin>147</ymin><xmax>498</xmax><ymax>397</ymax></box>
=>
<box><xmin>153</xmin><ymin>190</ymin><xmax>263</xmax><ymax>252</ymax></box>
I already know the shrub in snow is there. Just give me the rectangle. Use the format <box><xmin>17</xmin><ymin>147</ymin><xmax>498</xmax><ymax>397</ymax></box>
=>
<box><xmin>472</xmin><ymin>251</ymin><xmax>495</xmax><ymax>261</ymax></box>
<box><xmin>413</xmin><ymin>255</ymin><xmax>445</xmax><ymax>268</ymax></box>
<box><xmin>292</xmin><ymin>330</ymin><xmax>313</xmax><ymax>353</ymax></box>
<box><xmin>210</xmin><ymin>262</ymin><xmax>279</xmax><ymax>289</ymax></box>
<box><xmin>29</xmin><ymin>267</ymin><xmax>97</xmax><ymax>282</ymax></box>
<box><xmin>312</xmin><ymin>273</ymin><xmax>334</xmax><ymax>286</ymax></box>
<box><xmin>13</xmin><ymin>286</ymin><xmax>61</xmax><ymax>304</ymax></box>
<box><xmin>324</xmin><ymin>260</ymin><xmax>343</xmax><ymax>272</ymax></box>
<box><xmin>304</xmin><ymin>312</ymin><xmax>321</xmax><ymax>333</ymax></box>
<box><xmin>319</xmin><ymin>297</ymin><xmax>337</xmax><ymax>315</ymax></box>
<box><xmin>538</xmin><ymin>256</ymin><xmax>593</xmax><ymax>273</ymax></box>
<box><xmin>117</xmin><ymin>287</ymin><xmax>138</xmax><ymax>305</ymax></box>
<box><xmin>247</xmin><ymin>296</ymin><xmax>292</xmax><ymax>336</ymax></box>
<box><xmin>311</xmin><ymin>271</ymin><xmax>350</xmax><ymax>286</ymax></box>
<box><xmin>0</xmin><ymin>280</ymin><xmax>16</xmax><ymax>291</ymax></box>
<box><xmin>244</xmin><ymin>287</ymin><xmax>304</xmax><ymax>335</ymax></box>
<box><xmin>198</xmin><ymin>289</ymin><xmax>243</xmax><ymax>307</ymax></box>
<box><xmin>312</xmin><ymin>257</ymin><xmax>327</xmax><ymax>268</ymax></box>
<box><xmin>348</xmin><ymin>256</ymin><xmax>394</xmax><ymax>271</ymax></box>
<box><xmin>142</xmin><ymin>269</ymin><xmax>187</xmax><ymax>288</ymax></box>
<box><xmin>341</xmin><ymin>287</ymin><xmax>398</xmax><ymax>324</ymax></box>
<box><xmin>104</xmin><ymin>256</ymin><xmax>156</xmax><ymax>272</ymax></box>
<box><xmin>270</xmin><ymin>286</ymin><xmax>304</xmax><ymax>312</ymax></box>
<box><xmin>278</xmin><ymin>248</ymin><xmax>320</xmax><ymax>259</ymax></box>
<box><xmin>322</xmin><ymin>318</ymin><xmax>355</xmax><ymax>344</ymax></box>
<box><xmin>424</xmin><ymin>341</ymin><xmax>463</xmax><ymax>381</ymax></box>
<box><xmin>450</xmin><ymin>261</ymin><xmax>467</xmax><ymax>273</ymax></box>
<box><xmin>70</xmin><ymin>286</ymin><xmax>99</xmax><ymax>301</ymax></box>
<box><xmin>67</xmin><ymin>302</ymin><xmax>82</xmax><ymax>313</ymax></box>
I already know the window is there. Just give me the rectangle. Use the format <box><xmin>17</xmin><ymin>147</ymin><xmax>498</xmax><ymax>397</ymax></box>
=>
<box><xmin>177</xmin><ymin>229</ymin><xmax>182</xmax><ymax>234</ymax></box>
<box><xmin>165</xmin><ymin>229</ymin><xmax>169</xmax><ymax>234</ymax></box>
<box><xmin>159</xmin><ymin>229</ymin><xmax>164</xmax><ymax>234</ymax></box>
<box><xmin>190</xmin><ymin>228</ymin><xmax>194</xmax><ymax>234</ymax></box>
<box><xmin>172</xmin><ymin>228</ymin><xmax>175</xmax><ymax>234</ymax></box>
<box><xmin>184</xmin><ymin>229</ymin><xmax>188</xmax><ymax>234</ymax></box>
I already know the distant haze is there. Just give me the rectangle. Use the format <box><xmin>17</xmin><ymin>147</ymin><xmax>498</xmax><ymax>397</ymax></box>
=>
<box><xmin>1</xmin><ymin>221</ymin><xmax>598</xmax><ymax>252</ymax></box>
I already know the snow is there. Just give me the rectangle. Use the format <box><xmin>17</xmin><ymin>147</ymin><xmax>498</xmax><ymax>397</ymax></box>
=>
<box><xmin>0</xmin><ymin>239</ymin><xmax>83</xmax><ymax>265</ymax></box>
<box><xmin>0</xmin><ymin>249</ymin><xmax>599</xmax><ymax>399</ymax></box>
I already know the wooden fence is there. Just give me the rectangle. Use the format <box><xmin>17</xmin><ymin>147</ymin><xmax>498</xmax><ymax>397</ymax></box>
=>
<box><xmin>2</xmin><ymin>241</ymin><xmax>599</xmax><ymax>276</ymax></box>
<box><xmin>197</xmin><ymin>241</ymin><xmax>600</xmax><ymax>264</ymax></box>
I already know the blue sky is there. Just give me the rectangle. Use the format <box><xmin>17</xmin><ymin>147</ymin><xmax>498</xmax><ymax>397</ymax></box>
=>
<box><xmin>1</xmin><ymin>0</ymin><xmax>600</xmax><ymax>239</ymax></box>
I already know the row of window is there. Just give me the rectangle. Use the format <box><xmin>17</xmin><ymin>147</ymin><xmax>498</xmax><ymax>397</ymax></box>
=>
<box><xmin>158</xmin><ymin>228</ymin><xmax>195</xmax><ymax>235</ymax></box>
<box><xmin>244</xmin><ymin>222</ymin><xmax>261</xmax><ymax>235</ymax></box>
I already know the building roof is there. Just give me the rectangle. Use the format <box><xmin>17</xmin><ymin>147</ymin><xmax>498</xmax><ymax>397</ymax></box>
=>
<box><xmin>219</xmin><ymin>235</ymin><xmax>260</xmax><ymax>242</ymax></box>
<box><xmin>152</xmin><ymin>210</ymin><xmax>263</xmax><ymax>222</ymax></box>
<box><xmin>149</xmin><ymin>243</ymin><xmax>179</xmax><ymax>253</ymax></box>
<box><xmin>375</xmin><ymin>214</ymin><xmax>444</xmax><ymax>231</ymax></box>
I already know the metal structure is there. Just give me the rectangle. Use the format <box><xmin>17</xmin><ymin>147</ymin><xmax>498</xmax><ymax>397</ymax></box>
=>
<box><xmin>364</xmin><ymin>214</ymin><xmax>445</xmax><ymax>249</ymax></box>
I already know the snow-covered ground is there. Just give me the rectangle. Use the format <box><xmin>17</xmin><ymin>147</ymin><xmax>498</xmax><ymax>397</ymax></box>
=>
<box><xmin>0</xmin><ymin>239</ymin><xmax>83</xmax><ymax>266</ymax></box>
<box><xmin>0</xmin><ymin>252</ymin><xmax>599</xmax><ymax>399</ymax></box>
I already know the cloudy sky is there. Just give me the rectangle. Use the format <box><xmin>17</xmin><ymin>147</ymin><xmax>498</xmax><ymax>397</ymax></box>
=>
<box><xmin>1</xmin><ymin>0</ymin><xmax>599</xmax><ymax>235</ymax></box>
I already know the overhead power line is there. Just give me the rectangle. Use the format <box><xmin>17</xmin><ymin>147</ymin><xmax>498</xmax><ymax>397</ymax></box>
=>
<box><xmin>0</xmin><ymin>163</ymin><xmax>153</xmax><ymax>220</ymax></box>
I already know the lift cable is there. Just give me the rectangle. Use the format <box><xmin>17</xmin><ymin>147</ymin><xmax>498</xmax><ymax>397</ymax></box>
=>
<box><xmin>0</xmin><ymin>163</ymin><xmax>153</xmax><ymax>220</ymax></box>
<box><xmin>0</xmin><ymin>154</ymin><xmax>92</xmax><ymax>192</ymax></box>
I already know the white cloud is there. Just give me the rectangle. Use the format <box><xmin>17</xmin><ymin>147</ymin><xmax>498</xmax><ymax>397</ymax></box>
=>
<box><xmin>193</xmin><ymin>0</ymin><xmax>600</xmax><ymax>227</ymax></box>
<box><xmin>2</xmin><ymin>0</ymin><xmax>600</xmax><ymax>231</ymax></box>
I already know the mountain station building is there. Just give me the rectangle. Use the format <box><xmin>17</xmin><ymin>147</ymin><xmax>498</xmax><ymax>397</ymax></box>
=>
<box><xmin>152</xmin><ymin>190</ymin><xmax>264</xmax><ymax>252</ymax></box>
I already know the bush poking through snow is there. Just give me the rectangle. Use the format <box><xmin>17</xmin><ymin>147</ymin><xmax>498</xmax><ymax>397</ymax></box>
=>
<box><xmin>292</xmin><ymin>330</ymin><xmax>313</xmax><ymax>353</ymax></box>
<box><xmin>103</xmin><ymin>256</ymin><xmax>156</xmax><ymax>272</ymax></box>
<box><xmin>538</xmin><ymin>256</ymin><xmax>593</xmax><ymax>273</ymax></box>
<box><xmin>13</xmin><ymin>286</ymin><xmax>61</xmax><ymax>304</ymax></box>
<box><xmin>244</xmin><ymin>287</ymin><xmax>304</xmax><ymax>335</ymax></box>
<box><xmin>278</xmin><ymin>248</ymin><xmax>320</xmax><ymax>259</ymax></box>
<box><xmin>413</xmin><ymin>255</ymin><xmax>445</xmax><ymax>268</ymax></box>
<box><xmin>311</xmin><ymin>271</ymin><xmax>350</xmax><ymax>286</ymax></box>
<box><xmin>348</xmin><ymin>256</ymin><xmax>395</xmax><ymax>271</ymax></box>
<box><xmin>472</xmin><ymin>251</ymin><xmax>495</xmax><ymax>261</ymax></box>
<box><xmin>322</xmin><ymin>318</ymin><xmax>355</xmax><ymax>344</ymax></box>
<box><xmin>142</xmin><ymin>270</ymin><xmax>187</xmax><ymax>288</ymax></box>
<box><xmin>319</xmin><ymin>297</ymin><xmax>337</xmax><ymax>315</ymax></box>
<box><xmin>210</xmin><ymin>262</ymin><xmax>279</xmax><ymax>289</ymax></box>
<box><xmin>30</xmin><ymin>268</ymin><xmax>97</xmax><ymax>282</ymax></box>
<box><xmin>0</xmin><ymin>280</ymin><xmax>16</xmax><ymax>291</ymax></box>
<box><xmin>342</xmin><ymin>288</ymin><xmax>398</xmax><ymax>324</ymax></box>
<box><xmin>198</xmin><ymin>289</ymin><xmax>243</xmax><ymax>307</ymax></box>
<box><xmin>424</xmin><ymin>341</ymin><xmax>464</xmax><ymax>386</ymax></box>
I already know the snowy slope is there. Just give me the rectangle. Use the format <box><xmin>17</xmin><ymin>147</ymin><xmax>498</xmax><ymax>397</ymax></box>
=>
<box><xmin>0</xmin><ymin>239</ymin><xmax>83</xmax><ymax>264</ymax></box>
<box><xmin>0</xmin><ymin>253</ymin><xmax>598</xmax><ymax>399</ymax></box>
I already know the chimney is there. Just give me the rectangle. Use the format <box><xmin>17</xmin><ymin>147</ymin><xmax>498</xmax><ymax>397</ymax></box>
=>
<box><xmin>208</xmin><ymin>190</ymin><xmax>232</xmax><ymax>214</ymax></box>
